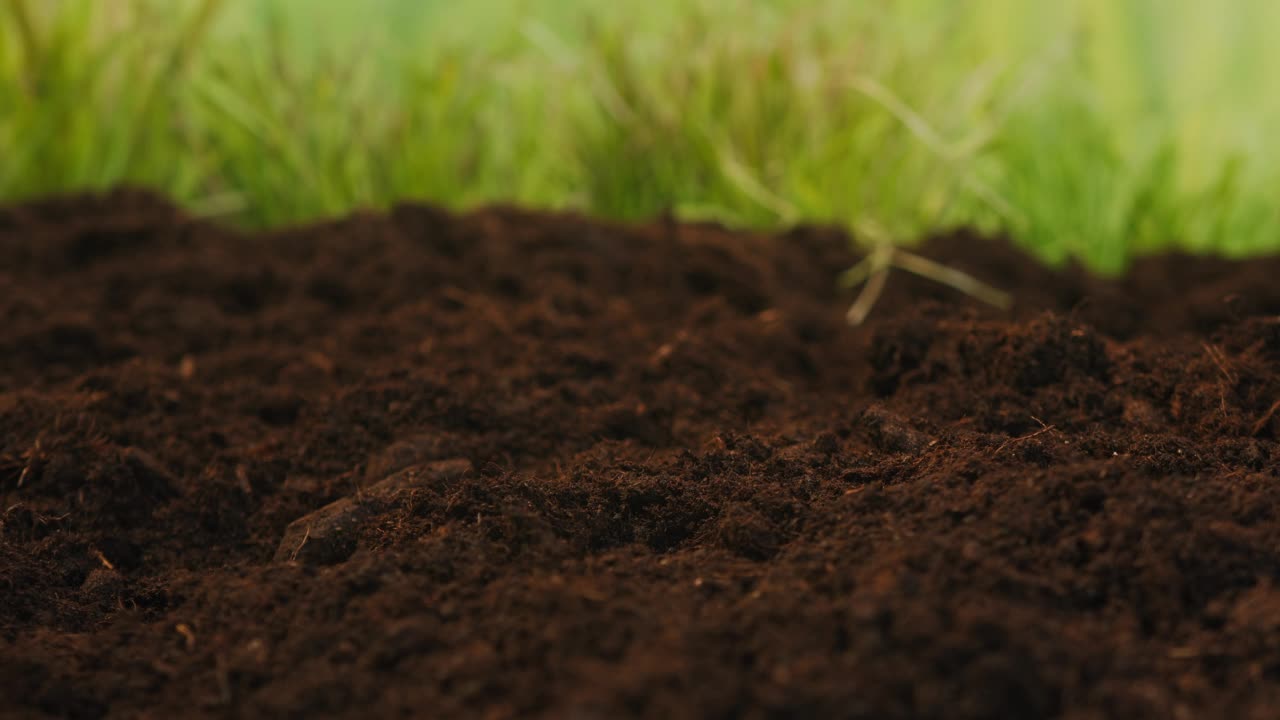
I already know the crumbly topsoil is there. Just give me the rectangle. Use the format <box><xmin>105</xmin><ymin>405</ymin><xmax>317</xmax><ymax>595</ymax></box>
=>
<box><xmin>2</xmin><ymin>190</ymin><xmax>1279</xmax><ymax>719</ymax></box>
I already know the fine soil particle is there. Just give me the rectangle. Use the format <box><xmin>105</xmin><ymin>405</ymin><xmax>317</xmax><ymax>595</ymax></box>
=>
<box><xmin>3</xmin><ymin>188</ymin><xmax>1280</xmax><ymax>719</ymax></box>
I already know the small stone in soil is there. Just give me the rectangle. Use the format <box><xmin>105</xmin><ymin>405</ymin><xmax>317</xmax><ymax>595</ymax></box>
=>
<box><xmin>80</xmin><ymin>567</ymin><xmax>124</xmax><ymax>605</ymax></box>
<box><xmin>363</xmin><ymin>435</ymin><xmax>444</xmax><ymax>482</ymax></box>
<box><xmin>274</xmin><ymin>458</ymin><xmax>472</xmax><ymax>566</ymax></box>
<box><xmin>859</xmin><ymin>405</ymin><xmax>934</xmax><ymax>454</ymax></box>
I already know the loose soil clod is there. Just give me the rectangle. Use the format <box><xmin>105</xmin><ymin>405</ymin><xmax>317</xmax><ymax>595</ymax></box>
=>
<box><xmin>3</xmin><ymin>189</ymin><xmax>1280</xmax><ymax>718</ymax></box>
<box><xmin>274</xmin><ymin>458</ymin><xmax>472</xmax><ymax>565</ymax></box>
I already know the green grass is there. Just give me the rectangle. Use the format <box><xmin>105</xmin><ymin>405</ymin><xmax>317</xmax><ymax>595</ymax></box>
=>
<box><xmin>3</xmin><ymin>0</ymin><xmax>1279</xmax><ymax>273</ymax></box>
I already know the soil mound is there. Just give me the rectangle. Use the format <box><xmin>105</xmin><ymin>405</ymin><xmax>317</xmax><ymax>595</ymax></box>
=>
<box><xmin>3</xmin><ymin>189</ymin><xmax>1279</xmax><ymax>718</ymax></box>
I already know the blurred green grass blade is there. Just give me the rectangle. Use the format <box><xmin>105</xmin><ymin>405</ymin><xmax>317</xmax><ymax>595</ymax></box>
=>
<box><xmin>2</xmin><ymin>0</ymin><xmax>1279</xmax><ymax>271</ymax></box>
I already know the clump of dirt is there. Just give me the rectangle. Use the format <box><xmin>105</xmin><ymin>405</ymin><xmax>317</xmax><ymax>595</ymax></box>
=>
<box><xmin>2</xmin><ymin>188</ymin><xmax>1280</xmax><ymax>719</ymax></box>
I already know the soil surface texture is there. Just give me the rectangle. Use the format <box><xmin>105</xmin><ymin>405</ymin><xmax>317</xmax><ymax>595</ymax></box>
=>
<box><xmin>3</xmin><ymin>189</ymin><xmax>1280</xmax><ymax>719</ymax></box>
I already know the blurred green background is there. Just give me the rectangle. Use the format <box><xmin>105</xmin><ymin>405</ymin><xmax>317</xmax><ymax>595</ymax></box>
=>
<box><xmin>3</xmin><ymin>0</ymin><xmax>1278</xmax><ymax>271</ymax></box>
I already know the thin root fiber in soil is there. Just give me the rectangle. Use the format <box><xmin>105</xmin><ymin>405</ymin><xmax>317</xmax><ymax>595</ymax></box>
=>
<box><xmin>3</xmin><ymin>189</ymin><xmax>1280</xmax><ymax>719</ymax></box>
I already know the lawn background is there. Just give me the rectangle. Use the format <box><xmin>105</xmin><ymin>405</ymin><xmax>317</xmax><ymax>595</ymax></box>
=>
<box><xmin>3</xmin><ymin>0</ymin><xmax>1278</xmax><ymax>272</ymax></box>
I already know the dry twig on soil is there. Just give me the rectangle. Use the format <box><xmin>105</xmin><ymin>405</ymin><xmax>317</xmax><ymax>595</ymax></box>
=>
<box><xmin>841</xmin><ymin>238</ymin><xmax>1012</xmax><ymax>325</ymax></box>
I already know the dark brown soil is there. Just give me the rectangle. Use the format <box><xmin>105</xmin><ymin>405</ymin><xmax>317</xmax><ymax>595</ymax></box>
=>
<box><xmin>3</xmin><ymin>188</ymin><xmax>1280</xmax><ymax>719</ymax></box>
